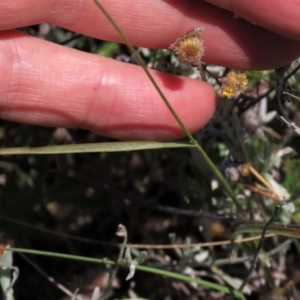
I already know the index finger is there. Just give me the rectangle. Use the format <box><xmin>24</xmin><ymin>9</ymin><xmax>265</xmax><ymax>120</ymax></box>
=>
<box><xmin>1</xmin><ymin>0</ymin><xmax>300</xmax><ymax>69</ymax></box>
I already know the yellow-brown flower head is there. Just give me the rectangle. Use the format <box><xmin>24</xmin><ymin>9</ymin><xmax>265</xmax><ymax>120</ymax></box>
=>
<box><xmin>168</xmin><ymin>28</ymin><xmax>205</xmax><ymax>66</ymax></box>
<box><xmin>219</xmin><ymin>71</ymin><xmax>248</xmax><ymax>99</ymax></box>
<box><xmin>220</xmin><ymin>84</ymin><xmax>236</xmax><ymax>99</ymax></box>
<box><xmin>238</xmin><ymin>162</ymin><xmax>251</xmax><ymax>176</ymax></box>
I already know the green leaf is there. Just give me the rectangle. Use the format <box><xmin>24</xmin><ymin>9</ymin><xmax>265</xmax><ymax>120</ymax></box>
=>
<box><xmin>262</xmin><ymin>110</ymin><xmax>277</xmax><ymax>124</ymax></box>
<box><xmin>0</xmin><ymin>141</ymin><xmax>194</xmax><ymax>155</ymax></box>
<box><xmin>0</xmin><ymin>245</ymin><xmax>17</xmax><ymax>300</ymax></box>
<box><xmin>135</xmin><ymin>251</ymin><xmax>147</xmax><ymax>265</ymax></box>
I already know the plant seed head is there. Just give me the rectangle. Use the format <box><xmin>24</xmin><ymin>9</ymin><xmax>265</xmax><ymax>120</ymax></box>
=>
<box><xmin>116</xmin><ymin>224</ymin><xmax>127</xmax><ymax>237</ymax></box>
<box><xmin>238</xmin><ymin>162</ymin><xmax>251</xmax><ymax>176</ymax></box>
<box><xmin>168</xmin><ymin>28</ymin><xmax>205</xmax><ymax>66</ymax></box>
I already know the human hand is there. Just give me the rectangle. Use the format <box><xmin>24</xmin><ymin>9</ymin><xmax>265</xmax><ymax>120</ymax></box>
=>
<box><xmin>1</xmin><ymin>0</ymin><xmax>300</xmax><ymax>141</ymax></box>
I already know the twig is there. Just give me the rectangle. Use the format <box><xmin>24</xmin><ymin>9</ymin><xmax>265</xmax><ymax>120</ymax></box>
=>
<box><xmin>20</xmin><ymin>253</ymin><xmax>81</xmax><ymax>299</ymax></box>
<box><xmin>282</xmin><ymin>91</ymin><xmax>300</xmax><ymax>101</ymax></box>
<box><xmin>238</xmin><ymin>199</ymin><xmax>286</xmax><ymax>292</ymax></box>
<box><xmin>248</xmin><ymin>165</ymin><xmax>281</xmax><ymax>201</ymax></box>
<box><xmin>240</xmin><ymin>64</ymin><xmax>300</xmax><ymax>115</ymax></box>
<box><xmin>101</xmin><ymin>224</ymin><xmax>127</xmax><ymax>299</ymax></box>
<box><xmin>0</xmin><ymin>214</ymin><xmax>278</xmax><ymax>250</ymax></box>
<box><xmin>188</xmin><ymin>239</ymin><xmax>292</xmax><ymax>268</ymax></box>
<box><xmin>277</xmin><ymin>115</ymin><xmax>300</xmax><ymax>136</ymax></box>
<box><xmin>126</xmin><ymin>234</ymin><xmax>274</xmax><ymax>249</ymax></box>
<box><xmin>0</xmin><ymin>214</ymin><xmax>115</xmax><ymax>247</ymax></box>
<box><xmin>198</xmin><ymin>63</ymin><xmax>207</xmax><ymax>82</ymax></box>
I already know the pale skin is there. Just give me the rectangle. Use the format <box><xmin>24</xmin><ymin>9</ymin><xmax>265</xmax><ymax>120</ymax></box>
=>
<box><xmin>0</xmin><ymin>0</ymin><xmax>300</xmax><ymax>140</ymax></box>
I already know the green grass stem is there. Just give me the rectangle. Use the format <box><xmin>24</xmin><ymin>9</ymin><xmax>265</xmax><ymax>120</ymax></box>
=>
<box><xmin>6</xmin><ymin>247</ymin><xmax>246</xmax><ymax>299</ymax></box>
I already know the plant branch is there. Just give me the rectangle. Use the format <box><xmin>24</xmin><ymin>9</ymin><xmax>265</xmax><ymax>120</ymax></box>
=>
<box><xmin>238</xmin><ymin>200</ymin><xmax>286</xmax><ymax>292</ymax></box>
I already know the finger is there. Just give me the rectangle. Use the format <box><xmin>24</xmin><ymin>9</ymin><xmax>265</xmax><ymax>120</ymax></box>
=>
<box><xmin>0</xmin><ymin>31</ymin><xmax>216</xmax><ymax>141</ymax></box>
<box><xmin>1</xmin><ymin>0</ymin><xmax>300</xmax><ymax>69</ymax></box>
<box><xmin>204</xmin><ymin>0</ymin><xmax>300</xmax><ymax>41</ymax></box>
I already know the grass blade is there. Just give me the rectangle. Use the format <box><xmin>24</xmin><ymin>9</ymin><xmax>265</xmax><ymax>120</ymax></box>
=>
<box><xmin>5</xmin><ymin>247</ymin><xmax>246</xmax><ymax>299</ymax></box>
<box><xmin>0</xmin><ymin>141</ymin><xmax>194</xmax><ymax>155</ymax></box>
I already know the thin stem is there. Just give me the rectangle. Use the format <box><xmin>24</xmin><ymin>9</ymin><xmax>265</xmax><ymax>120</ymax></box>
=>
<box><xmin>92</xmin><ymin>0</ymin><xmax>239</xmax><ymax>206</ymax></box>
<box><xmin>92</xmin><ymin>0</ymin><xmax>194</xmax><ymax>143</ymax></box>
<box><xmin>249</xmin><ymin>165</ymin><xmax>281</xmax><ymax>201</ymax></box>
<box><xmin>238</xmin><ymin>200</ymin><xmax>286</xmax><ymax>292</ymax></box>
<box><xmin>101</xmin><ymin>224</ymin><xmax>128</xmax><ymax>299</ymax></box>
<box><xmin>194</xmin><ymin>143</ymin><xmax>243</xmax><ymax>211</ymax></box>
<box><xmin>20</xmin><ymin>254</ymin><xmax>80</xmax><ymax>299</ymax></box>
<box><xmin>198</xmin><ymin>63</ymin><xmax>207</xmax><ymax>82</ymax></box>
<box><xmin>5</xmin><ymin>247</ymin><xmax>246</xmax><ymax>300</ymax></box>
<box><xmin>185</xmin><ymin>239</ymin><xmax>292</xmax><ymax>268</ymax></box>
<box><xmin>240</xmin><ymin>64</ymin><xmax>300</xmax><ymax>115</ymax></box>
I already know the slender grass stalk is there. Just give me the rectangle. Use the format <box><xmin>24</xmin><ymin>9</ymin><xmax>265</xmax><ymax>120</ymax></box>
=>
<box><xmin>234</xmin><ymin>223</ymin><xmax>300</xmax><ymax>238</ymax></box>
<box><xmin>101</xmin><ymin>224</ymin><xmax>128</xmax><ymax>299</ymax></box>
<box><xmin>249</xmin><ymin>165</ymin><xmax>281</xmax><ymax>200</ymax></box>
<box><xmin>92</xmin><ymin>0</ymin><xmax>193</xmax><ymax>142</ymax></box>
<box><xmin>92</xmin><ymin>0</ymin><xmax>242</xmax><ymax>210</ymax></box>
<box><xmin>5</xmin><ymin>247</ymin><xmax>246</xmax><ymax>299</ymax></box>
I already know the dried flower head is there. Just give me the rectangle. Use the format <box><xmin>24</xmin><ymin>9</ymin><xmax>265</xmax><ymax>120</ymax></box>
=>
<box><xmin>116</xmin><ymin>224</ymin><xmax>127</xmax><ymax>237</ymax></box>
<box><xmin>238</xmin><ymin>162</ymin><xmax>251</xmax><ymax>176</ymax></box>
<box><xmin>168</xmin><ymin>28</ymin><xmax>205</xmax><ymax>66</ymax></box>
<box><xmin>219</xmin><ymin>71</ymin><xmax>248</xmax><ymax>99</ymax></box>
